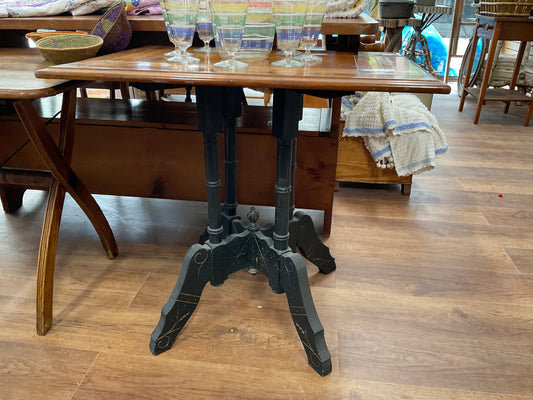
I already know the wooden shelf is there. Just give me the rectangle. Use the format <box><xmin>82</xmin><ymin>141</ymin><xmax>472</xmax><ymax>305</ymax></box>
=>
<box><xmin>464</xmin><ymin>87</ymin><xmax>532</xmax><ymax>103</ymax></box>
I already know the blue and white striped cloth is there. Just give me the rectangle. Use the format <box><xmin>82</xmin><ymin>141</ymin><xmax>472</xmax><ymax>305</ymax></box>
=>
<box><xmin>342</xmin><ymin>92</ymin><xmax>448</xmax><ymax>176</ymax></box>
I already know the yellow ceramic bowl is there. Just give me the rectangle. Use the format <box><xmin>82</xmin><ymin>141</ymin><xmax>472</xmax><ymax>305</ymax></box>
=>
<box><xmin>35</xmin><ymin>34</ymin><xmax>103</xmax><ymax>65</ymax></box>
<box><xmin>26</xmin><ymin>31</ymin><xmax>88</xmax><ymax>43</ymax></box>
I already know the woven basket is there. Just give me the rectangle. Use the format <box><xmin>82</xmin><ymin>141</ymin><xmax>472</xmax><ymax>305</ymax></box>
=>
<box><xmin>36</xmin><ymin>34</ymin><xmax>103</xmax><ymax>65</ymax></box>
<box><xmin>478</xmin><ymin>0</ymin><xmax>533</xmax><ymax>17</ymax></box>
<box><xmin>91</xmin><ymin>2</ymin><xmax>132</xmax><ymax>55</ymax></box>
<box><xmin>26</xmin><ymin>31</ymin><xmax>88</xmax><ymax>43</ymax></box>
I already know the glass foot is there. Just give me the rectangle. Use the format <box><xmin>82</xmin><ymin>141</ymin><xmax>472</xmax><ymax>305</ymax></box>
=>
<box><xmin>276</xmin><ymin>50</ymin><xmax>303</xmax><ymax>57</ymax></box>
<box><xmin>271</xmin><ymin>57</ymin><xmax>305</xmax><ymax>68</ymax></box>
<box><xmin>168</xmin><ymin>54</ymin><xmax>201</xmax><ymax>64</ymax></box>
<box><xmin>300</xmin><ymin>54</ymin><xmax>323</xmax><ymax>63</ymax></box>
<box><xmin>214</xmin><ymin>59</ymin><xmax>248</xmax><ymax>69</ymax></box>
<box><xmin>164</xmin><ymin>50</ymin><xmax>177</xmax><ymax>58</ymax></box>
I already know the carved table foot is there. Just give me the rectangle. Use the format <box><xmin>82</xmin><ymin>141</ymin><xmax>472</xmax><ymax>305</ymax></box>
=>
<box><xmin>261</xmin><ymin>212</ymin><xmax>336</xmax><ymax>274</ymax></box>
<box><xmin>151</xmin><ymin>210</ymin><xmax>331</xmax><ymax>375</ymax></box>
<box><xmin>150</xmin><ymin>244</ymin><xmax>210</xmax><ymax>355</ymax></box>
<box><xmin>288</xmin><ymin>211</ymin><xmax>336</xmax><ymax>274</ymax></box>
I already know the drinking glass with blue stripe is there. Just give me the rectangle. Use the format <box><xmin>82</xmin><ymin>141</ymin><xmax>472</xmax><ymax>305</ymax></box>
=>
<box><xmin>195</xmin><ymin>0</ymin><xmax>216</xmax><ymax>53</ymax></box>
<box><xmin>211</xmin><ymin>0</ymin><xmax>250</xmax><ymax>69</ymax></box>
<box><xmin>272</xmin><ymin>0</ymin><xmax>308</xmax><ymax>68</ymax></box>
<box><xmin>298</xmin><ymin>0</ymin><xmax>325</xmax><ymax>63</ymax></box>
<box><xmin>163</xmin><ymin>0</ymin><xmax>200</xmax><ymax>64</ymax></box>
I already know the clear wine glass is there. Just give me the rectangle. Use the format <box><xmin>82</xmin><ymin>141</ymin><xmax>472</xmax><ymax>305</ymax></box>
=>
<box><xmin>163</xmin><ymin>0</ymin><xmax>200</xmax><ymax>64</ymax></box>
<box><xmin>161</xmin><ymin>1</ymin><xmax>178</xmax><ymax>59</ymax></box>
<box><xmin>210</xmin><ymin>0</ymin><xmax>250</xmax><ymax>69</ymax></box>
<box><xmin>298</xmin><ymin>0</ymin><xmax>325</xmax><ymax>63</ymax></box>
<box><xmin>194</xmin><ymin>0</ymin><xmax>216</xmax><ymax>53</ymax></box>
<box><xmin>272</xmin><ymin>0</ymin><xmax>308</xmax><ymax>68</ymax></box>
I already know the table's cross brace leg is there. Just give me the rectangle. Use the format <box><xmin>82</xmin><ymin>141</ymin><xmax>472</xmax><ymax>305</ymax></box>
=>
<box><xmin>33</xmin><ymin>89</ymin><xmax>76</xmax><ymax>335</ymax></box>
<box><xmin>14</xmin><ymin>90</ymin><xmax>118</xmax><ymax>335</ymax></box>
<box><xmin>36</xmin><ymin>179</ymin><xmax>66</xmax><ymax>335</ymax></box>
<box><xmin>14</xmin><ymin>95</ymin><xmax>118</xmax><ymax>259</ymax></box>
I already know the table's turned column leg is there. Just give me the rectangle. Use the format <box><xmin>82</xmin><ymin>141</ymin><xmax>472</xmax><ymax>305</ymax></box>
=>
<box><xmin>14</xmin><ymin>90</ymin><xmax>118</xmax><ymax>335</ymax></box>
<box><xmin>271</xmin><ymin>89</ymin><xmax>331</xmax><ymax>375</ymax></box>
<box><xmin>265</xmin><ymin>93</ymin><xmax>336</xmax><ymax>274</ymax></box>
<box><xmin>222</xmin><ymin>87</ymin><xmax>241</xmax><ymax>225</ymax></box>
<box><xmin>151</xmin><ymin>86</ymin><xmax>227</xmax><ymax>353</ymax></box>
<box><xmin>199</xmin><ymin>87</ymin><xmax>243</xmax><ymax>244</ymax></box>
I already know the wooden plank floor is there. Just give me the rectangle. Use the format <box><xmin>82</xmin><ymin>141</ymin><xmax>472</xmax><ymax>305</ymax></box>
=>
<box><xmin>1</xmin><ymin>90</ymin><xmax>532</xmax><ymax>399</ymax></box>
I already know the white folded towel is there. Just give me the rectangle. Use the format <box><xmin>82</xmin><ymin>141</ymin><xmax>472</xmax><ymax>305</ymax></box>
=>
<box><xmin>342</xmin><ymin>92</ymin><xmax>448</xmax><ymax>176</ymax></box>
<box><xmin>0</xmin><ymin>0</ymin><xmax>113</xmax><ymax>18</ymax></box>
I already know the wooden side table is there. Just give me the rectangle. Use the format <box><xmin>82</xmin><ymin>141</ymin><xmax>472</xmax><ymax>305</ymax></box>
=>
<box><xmin>0</xmin><ymin>48</ymin><xmax>119</xmax><ymax>335</ymax></box>
<box><xmin>459</xmin><ymin>15</ymin><xmax>533</xmax><ymax>126</ymax></box>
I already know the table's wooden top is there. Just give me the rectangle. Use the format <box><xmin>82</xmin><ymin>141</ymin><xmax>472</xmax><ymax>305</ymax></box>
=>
<box><xmin>0</xmin><ymin>14</ymin><xmax>378</xmax><ymax>36</ymax></box>
<box><xmin>0</xmin><ymin>48</ymin><xmax>76</xmax><ymax>100</ymax></box>
<box><xmin>36</xmin><ymin>45</ymin><xmax>450</xmax><ymax>95</ymax></box>
<box><xmin>476</xmin><ymin>15</ymin><xmax>533</xmax><ymax>42</ymax></box>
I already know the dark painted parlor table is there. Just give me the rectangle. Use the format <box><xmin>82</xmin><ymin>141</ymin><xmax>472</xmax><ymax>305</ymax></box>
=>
<box><xmin>36</xmin><ymin>46</ymin><xmax>450</xmax><ymax>376</ymax></box>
